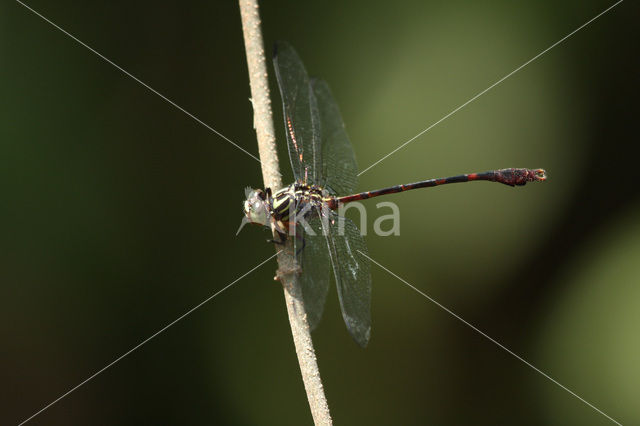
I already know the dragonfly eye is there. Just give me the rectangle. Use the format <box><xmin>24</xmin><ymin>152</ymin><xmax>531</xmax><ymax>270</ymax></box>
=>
<box><xmin>242</xmin><ymin>190</ymin><xmax>269</xmax><ymax>226</ymax></box>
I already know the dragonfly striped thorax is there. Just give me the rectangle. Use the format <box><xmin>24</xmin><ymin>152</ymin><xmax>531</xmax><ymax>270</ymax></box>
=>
<box><xmin>242</xmin><ymin>183</ymin><xmax>336</xmax><ymax>238</ymax></box>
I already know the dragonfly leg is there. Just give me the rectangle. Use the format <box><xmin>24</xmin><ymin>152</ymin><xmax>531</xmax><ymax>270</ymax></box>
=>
<box><xmin>295</xmin><ymin>233</ymin><xmax>306</xmax><ymax>256</ymax></box>
<box><xmin>267</xmin><ymin>230</ymin><xmax>288</xmax><ymax>245</ymax></box>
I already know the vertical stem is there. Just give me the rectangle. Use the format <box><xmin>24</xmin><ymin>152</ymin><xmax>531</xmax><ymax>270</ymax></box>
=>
<box><xmin>238</xmin><ymin>1</ymin><xmax>332</xmax><ymax>425</ymax></box>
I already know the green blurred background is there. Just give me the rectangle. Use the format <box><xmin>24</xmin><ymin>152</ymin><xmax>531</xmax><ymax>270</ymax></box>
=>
<box><xmin>2</xmin><ymin>1</ymin><xmax>638</xmax><ymax>424</ymax></box>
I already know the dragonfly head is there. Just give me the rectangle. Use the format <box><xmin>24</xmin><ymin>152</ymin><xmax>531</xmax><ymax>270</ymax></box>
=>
<box><xmin>242</xmin><ymin>187</ymin><xmax>270</xmax><ymax>226</ymax></box>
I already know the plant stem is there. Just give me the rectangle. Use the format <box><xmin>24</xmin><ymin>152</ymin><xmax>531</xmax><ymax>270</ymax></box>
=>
<box><xmin>238</xmin><ymin>1</ymin><xmax>332</xmax><ymax>424</ymax></box>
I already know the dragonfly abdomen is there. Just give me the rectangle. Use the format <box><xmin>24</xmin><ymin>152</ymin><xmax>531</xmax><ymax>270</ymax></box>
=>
<box><xmin>335</xmin><ymin>168</ymin><xmax>546</xmax><ymax>205</ymax></box>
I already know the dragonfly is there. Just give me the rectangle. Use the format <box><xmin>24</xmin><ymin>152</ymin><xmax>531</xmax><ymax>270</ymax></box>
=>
<box><xmin>239</xmin><ymin>41</ymin><xmax>546</xmax><ymax>347</ymax></box>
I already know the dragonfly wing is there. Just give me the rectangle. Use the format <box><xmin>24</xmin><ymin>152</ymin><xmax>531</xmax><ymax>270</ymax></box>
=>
<box><xmin>295</xmin><ymin>210</ymin><xmax>331</xmax><ymax>331</ymax></box>
<box><xmin>273</xmin><ymin>42</ymin><xmax>323</xmax><ymax>185</ymax></box>
<box><xmin>311</xmin><ymin>78</ymin><xmax>358</xmax><ymax>196</ymax></box>
<box><xmin>324</xmin><ymin>214</ymin><xmax>371</xmax><ymax>347</ymax></box>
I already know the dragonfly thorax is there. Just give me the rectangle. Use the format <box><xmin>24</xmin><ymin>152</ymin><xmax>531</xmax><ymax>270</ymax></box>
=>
<box><xmin>270</xmin><ymin>183</ymin><xmax>328</xmax><ymax>225</ymax></box>
<box><xmin>241</xmin><ymin>183</ymin><xmax>331</xmax><ymax>236</ymax></box>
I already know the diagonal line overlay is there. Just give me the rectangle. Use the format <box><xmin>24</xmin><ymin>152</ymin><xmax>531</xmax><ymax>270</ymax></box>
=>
<box><xmin>16</xmin><ymin>0</ymin><xmax>262</xmax><ymax>165</ymax></box>
<box><xmin>358</xmin><ymin>250</ymin><xmax>622</xmax><ymax>426</ymax></box>
<box><xmin>358</xmin><ymin>0</ymin><xmax>624</xmax><ymax>177</ymax></box>
<box><xmin>18</xmin><ymin>251</ymin><xmax>280</xmax><ymax>426</ymax></box>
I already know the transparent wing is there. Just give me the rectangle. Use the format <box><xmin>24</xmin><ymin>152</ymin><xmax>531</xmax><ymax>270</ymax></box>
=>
<box><xmin>323</xmin><ymin>213</ymin><xmax>371</xmax><ymax>347</ymax></box>
<box><xmin>273</xmin><ymin>42</ymin><xmax>323</xmax><ymax>185</ymax></box>
<box><xmin>294</xmin><ymin>208</ymin><xmax>331</xmax><ymax>331</ymax></box>
<box><xmin>311</xmin><ymin>78</ymin><xmax>358</xmax><ymax>196</ymax></box>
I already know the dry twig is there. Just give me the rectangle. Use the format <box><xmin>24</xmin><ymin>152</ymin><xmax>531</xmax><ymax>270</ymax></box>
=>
<box><xmin>238</xmin><ymin>1</ymin><xmax>332</xmax><ymax>424</ymax></box>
